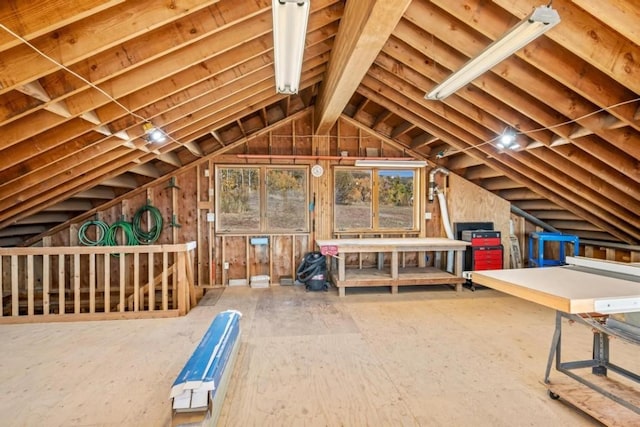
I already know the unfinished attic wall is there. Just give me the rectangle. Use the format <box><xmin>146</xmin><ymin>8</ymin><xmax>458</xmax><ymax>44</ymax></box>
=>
<box><xmin>446</xmin><ymin>173</ymin><xmax>512</xmax><ymax>268</ymax></box>
<box><xmin>46</xmin><ymin>167</ymin><xmax>200</xmax><ymax>288</ymax></box>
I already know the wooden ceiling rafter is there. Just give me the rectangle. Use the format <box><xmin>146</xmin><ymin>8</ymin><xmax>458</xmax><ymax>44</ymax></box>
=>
<box><xmin>364</xmin><ymin>64</ymin><xmax>640</xmax><ymax>236</ymax></box>
<box><xmin>314</xmin><ymin>0</ymin><xmax>412</xmax><ymax>134</ymax></box>
<box><xmin>356</xmin><ymin>81</ymin><xmax>637</xmax><ymax>243</ymax></box>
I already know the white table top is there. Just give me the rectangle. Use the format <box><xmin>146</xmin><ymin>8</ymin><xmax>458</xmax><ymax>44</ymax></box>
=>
<box><xmin>472</xmin><ymin>266</ymin><xmax>640</xmax><ymax>314</ymax></box>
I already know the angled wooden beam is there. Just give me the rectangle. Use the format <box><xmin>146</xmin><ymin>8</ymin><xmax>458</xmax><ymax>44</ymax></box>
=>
<box><xmin>100</xmin><ymin>174</ymin><xmax>139</xmax><ymax>189</ymax></box>
<box><xmin>356</xmin><ymin>81</ymin><xmax>638</xmax><ymax>242</ymax></box>
<box><xmin>75</xmin><ymin>187</ymin><xmax>116</xmax><ymax>199</ymax></box>
<box><xmin>391</xmin><ymin>121</ymin><xmax>415</xmax><ymax>139</ymax></box>
<box><xmin>0</xmin><ymin>0</ymin><xmax>223</xmax><ymax>94</ymax></box>
<box><xmin>314</xmin><ymin>0</ymin><xmax>411</xmax><ymax>134</ymax></box>
<box><xmin>183</xmin><ymin>141</ymin><xmax>204</xmax><ymax>157</ymax></box>
<box><xmin>129</xmin><ymin>163</ymin><xmax>162</xmax><ymax>179</ymax></box>
<box><xmin>157</xmin><ymin>152</ymin><xmax>182</xmax><ymax>168</ymax></box>
<box><xmin>45</xmin><ymin>200</ymin><xmax>94</xmax><ymax>212</ymax></box>
<box><xmin>14</xmin><ymin>213</ymin><xmax>71</xmax><ymax>225</ymax></box>
<box><xmin>411</xmin><ymin>133</ymin><xmax>438</xmax><ymax>149</ymax></box>
<box><xmin>0</xmin><ymin>0</ymin><xmax>125</xmax><ymax>51</ymax></box>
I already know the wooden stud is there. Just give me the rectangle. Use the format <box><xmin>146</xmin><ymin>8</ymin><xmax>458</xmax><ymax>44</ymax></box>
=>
<box><xmin>119</xmin><ymin>253</ymin><xmax>125</xmax><ymax>312</ymax></box>
<box><xmin>89</xmin><ymin>254</ymin><xmax>96</xmax><ymax>313</ymax></box>
<box><xmin>27</xmin><ymin>255</ymin><xmax>34</xmax><ymax>316</ymax></box>
<box><xmin>58</xmin><ymin>255</ymin><xmax>65</xmax><ymax>315</ymax></box>
<box><xmin>11</xmin><ymin>255</ymin><xmax>18</xmax><ymax>316</ymax></box>
<box><xmin>104</xmin><ymin>253</ymin><xmax>110</xmax><ymax>313</ymax></box>
<box><xmin>162</xmin><ymin>251</ymin><xmax>168</xmax><ymax>311</ymax></box>
<box><xmin>133</xmin><ymin>252</ymin><xmax>140</xmax><ymax>312</ymax></box>
<box><xmin>74</xmin><ymin>253</ymin><xmax>80</xmax><ymax>314</ymax></box>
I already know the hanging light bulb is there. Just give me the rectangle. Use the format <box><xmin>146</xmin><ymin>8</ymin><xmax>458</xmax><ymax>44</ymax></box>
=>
<box><xmin>143</xmin><ymin>122</ymin><xmax>167</xmax><ymax>143</ymax></box>
<box><xmin>497</xmin><ymin>127</ymin><xmax>519</xmax><ymax>150</ymax></box>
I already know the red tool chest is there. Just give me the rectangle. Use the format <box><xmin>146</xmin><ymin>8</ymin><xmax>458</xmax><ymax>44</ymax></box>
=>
<box><xmin>468</xmin><ymin>245</ymin><xmax>503</xmax><ymax>270</ymax></box>
<box><xmin>462</xmin><ymin>230</ymin><xmax>503</xmax><ymax>271</ymax></box>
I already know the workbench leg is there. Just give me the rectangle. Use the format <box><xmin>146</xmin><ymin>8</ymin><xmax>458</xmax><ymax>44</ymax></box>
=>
<box><xmin>391</xmin><ymin>285</ymin><xmax>398</xmax><ymax>294</ymax></box>
<box><xmin>455</xmin><ymin>283</ymin><xmax>462</xmax><ymax>292</ymax></box>
<box><xmin>544</xmin><ymin>311</ymin><xmax>563</xmax><ymax>383</ymax></box>
<box><xmin>338</xmin><ymin>287</ymin><xmax>345</xmax><ymax>297</ymax></box>
<box><xmin>592</xmin><ymin>331</ymin><xmax>609</xmax><ymax>376</ymax></box>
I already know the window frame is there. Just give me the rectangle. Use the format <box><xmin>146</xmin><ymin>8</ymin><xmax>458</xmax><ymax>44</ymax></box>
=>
<box><xmin>333</xmin><ymin>166</ymin><xmax>420</xmax><ymax>233</ymax></box>
<box><xmin>215</xmin><ymin>165</ymin><xmax>309</xmax><ymax>234</ymax></box>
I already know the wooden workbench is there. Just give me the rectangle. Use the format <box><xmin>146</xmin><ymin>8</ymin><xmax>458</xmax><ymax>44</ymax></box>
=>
<box><xmin>315</xmin><ymin>238</ymin><xmax>469</xmax><ymax>296</ymax></box>
<box><xmin>472</xmin><ymin>263</ymin><xmax>640</xmax><ymax>426</ymax></box>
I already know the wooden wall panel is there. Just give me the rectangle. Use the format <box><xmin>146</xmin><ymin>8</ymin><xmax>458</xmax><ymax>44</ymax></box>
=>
<box><xmin>446</xmin><ymin>173</ymin><xmax>511</xmax><ymax>267</ymax></box>
<box><xmin>271</xmin><ymin>235</ymin><xmax>293</xmax><ymax>283</ymax></box>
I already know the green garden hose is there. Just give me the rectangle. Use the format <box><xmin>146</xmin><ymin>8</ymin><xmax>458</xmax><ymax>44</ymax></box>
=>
<box><xmin>132</xmin><ymin>204</ymin><xmax>163</xmax><ymax>244</ymax></box>
<box><xmin>78</xmin><ymin>219</ymin><xmax>109</xmax><ymax>246</ymax></box>
<box><xmin>105</xmin><ymin>219</ymin><xmax>137</xmax><ymax>247</ymax></box>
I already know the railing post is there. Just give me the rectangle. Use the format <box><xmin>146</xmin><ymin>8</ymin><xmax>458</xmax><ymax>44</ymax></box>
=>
<box><xmin>177</xmin><ymin>251</ymin><xmax>186</xmax><ymax>316</ymax></box>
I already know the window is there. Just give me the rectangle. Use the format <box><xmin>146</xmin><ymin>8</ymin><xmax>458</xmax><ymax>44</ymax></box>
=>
<box><xmin>334</xmin><ymin>167</ymin><xmax>417</xmax><ymax>231</ymax></box>
<box><xmin>216</xmin><ymin>166</ymin><xmax>308</xmax><ymax>233</ymax></box>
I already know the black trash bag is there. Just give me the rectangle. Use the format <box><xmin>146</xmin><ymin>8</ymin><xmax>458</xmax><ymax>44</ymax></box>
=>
<box><xmin>296</xmin><ymin>251</ymin><xmax>328</xmax><ymax>291</ymax></box>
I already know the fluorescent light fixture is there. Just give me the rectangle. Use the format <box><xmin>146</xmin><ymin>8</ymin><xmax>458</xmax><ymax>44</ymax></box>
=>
<box><xmin>425</xmin><ymin>5</ymin><xmax>560</xmax><ymax>100</ymax></box>
<box><xmin>272</xmin><ymin>0</ymin><xmax>310</xmax><ymax>94</ymax></box>
<box><xmin>355</xmin><ymin>160</ymin><xmax>427</xmax><ymax>168</ymax></box>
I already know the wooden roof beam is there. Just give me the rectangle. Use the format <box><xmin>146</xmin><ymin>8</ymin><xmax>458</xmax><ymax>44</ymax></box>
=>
<box><xmin>356</xmin><ymin>82</ymin><xmax>638</xmax><ymax>242</ymax></box>
<box><xmin>0</xmin><ymin>0</ymin><xmax>223</xmax><ymax>94</ymax></box>
<box><xmin>129</xmin><ymin>163</ymin><xmax>161</xmax><ymax>179</ymax></box>
<box><xmin>0</xmin><ymin>0</ymin><xmax>125</xmax><ymax>51</ymax></box>
<box><xmin>314</xmin><ymin>0</ymin><xmax>411</xmax><ymax>134</ymax></box>
<box><xmin>368</xmin><ymin>62</ymin><xmax>640</xmax><ymax>223</ymax></box>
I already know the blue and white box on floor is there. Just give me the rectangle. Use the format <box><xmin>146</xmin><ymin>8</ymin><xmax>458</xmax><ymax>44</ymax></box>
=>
<box><xmin>170</xmin><ymin>309</ymin><xmax>242</xmax><ymax>427</ymax></box>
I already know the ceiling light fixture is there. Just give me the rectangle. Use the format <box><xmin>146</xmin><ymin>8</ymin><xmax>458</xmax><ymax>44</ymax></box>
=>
<box><xmin>143</xmin><ymin>122</ymin><xmax>167</xmax><ymax>143</ymax></box>
<box><xmin>425</xmin><ymin>5</ymin><xmax>560</xmax><ymax>101</ymax></box>
<box><xmin>272</xmin><ymin>0</ymin><xmax>310</xmax><ymax>94</ymax></box>
<box><xmin>496</xmin><ymin>128</ymin><xmax>519</xmax><ymax>150</ymax></box>
<box><xmin>354</xmin><ymin>159</ymin><xmax>427</xmax><ymax>168</ymax></box>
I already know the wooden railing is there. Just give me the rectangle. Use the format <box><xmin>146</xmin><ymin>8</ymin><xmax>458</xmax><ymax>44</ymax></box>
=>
<box><xmin>0</xmin><ymin>241</ymin><xmax>196</xmax><ymax>324</ymax></box>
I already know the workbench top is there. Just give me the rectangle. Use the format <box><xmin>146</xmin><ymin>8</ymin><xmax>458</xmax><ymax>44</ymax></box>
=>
<box><xmin>473</xmin><ymin>266</ymin><xmax>640</xmax><ymax>314</ymax></box>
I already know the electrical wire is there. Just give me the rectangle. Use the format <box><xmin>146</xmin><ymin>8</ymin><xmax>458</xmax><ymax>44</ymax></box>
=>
<box><xmin>433</xmin><ymin>96</ymin><xmax>640</xmax><ymax>158</ymax></box>
<box><xmin>2</xmin><ymin>23</ymin><xmax>638</xmax><ymax>160</ymax></box>
<box><xmin>0</xmin><ymin>23</ymin><xmax>179</xmax><ymax>147</ymax></box>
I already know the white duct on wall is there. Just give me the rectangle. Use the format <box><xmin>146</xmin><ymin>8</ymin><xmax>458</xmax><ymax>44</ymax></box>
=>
<box><xmin>436</xmin><ymin>190</ymin><xmax>455</xmax><ymax>273</ymax></box>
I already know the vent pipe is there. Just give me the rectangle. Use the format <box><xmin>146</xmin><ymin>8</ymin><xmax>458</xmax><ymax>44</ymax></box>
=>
<box><xmin>428</xmin><ymin>167</ymin><xmax>449</xmax><ymax>202</ymax></box>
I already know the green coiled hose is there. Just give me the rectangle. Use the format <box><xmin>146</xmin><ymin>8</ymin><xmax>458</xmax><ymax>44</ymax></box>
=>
<box><xmin>78</xmin><ymin>220</ymin><xmax>109</xmax><ymax>246</ymax></box>
<box><xmin>105</xmin><ymin>219</ymin><xmax>137</xmax><ymax>247</ymax></box>
<box><xmin>132</xmin><ymin>204</ymin><xmax>163</xmax><ymax>244</ymax></box>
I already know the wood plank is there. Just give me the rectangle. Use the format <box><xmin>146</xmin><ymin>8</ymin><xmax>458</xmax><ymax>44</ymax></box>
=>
<box><xmin>73</xmin><ymin>253</ymin><xmax>80</xmax><ymax>314</ymax></box>
<box><xmin>119</xmin><ymin>254</ymin><xmax>125</xmax><ymax>312</ymax></box>
<box><xmin>11</xmin><ymin>255</ymin><xmax>18</xmax><ymax>316</ymax></box>
<box><xmin>162</xmin><ymin>252</ymin><xmax>169</xmax><ymax>311</ymax></box>
<box><xmin>58</xmin><ymin>254</ymin><xmax>65</xmax><ymax>315</ymax></box>
<box><xmin>0</xmin><ymin>0</ymin><xmax>223</xmax><ymax>93</ymax></box>
<box><xmin>27</xmin><ymin>255</ymin><xmax>34</xmax><ymax>316</ymax></box>
<box><xmin>546</xmin><ymin>376</ymin><xmax>640</xmax><ymax>427</ymax></box>
<box><xmin>315</xmin><ymin>0</ymin><xmax>411</xmax><ymax>133</ymax></box>
<box><xmin>0</xmin><ymin>0</ymin><xmax>125</xmax><ymax>51</ymax></box>
<box><xmin>133</xmin><ymin>252</ymin><xmax>139</xmax><ymax>312</ymax></box>
<box><xmin>104</xmin><ymin>253</ymin><xmax>110</xmax><ymax>313</ymax></box>
<box><xmin>472</xmin><ymin>267</ymin><xmax>640</xmax><ymax>314</ymax></box>
<box><xmin>89</xmin><ymin>254</ymin><xmax>96</xmax><ymax>313</ymax></box>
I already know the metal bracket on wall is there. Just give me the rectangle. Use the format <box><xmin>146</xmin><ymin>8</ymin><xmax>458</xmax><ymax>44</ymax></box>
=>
<box><xmin>166</xmin><ymin>176</ymin><xmax>180</xmax><ymax>189</ymax></box>
<box><xmin>169</xmin><ymin>214</ymin><xmax>182</xmax><ymax>228</ymax></box>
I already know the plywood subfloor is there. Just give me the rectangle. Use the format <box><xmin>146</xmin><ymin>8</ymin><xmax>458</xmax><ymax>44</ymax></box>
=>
<box><xmin>1</xmin><ymin>285</ymin><xmax>636</xmax><ymax>426</ymax></box>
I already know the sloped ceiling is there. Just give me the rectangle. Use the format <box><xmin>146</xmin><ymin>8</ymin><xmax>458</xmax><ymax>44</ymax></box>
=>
<box><xmin>0</xmin><ymin>0</ymin><xmax>638</xmax><ymax>247</ymax></box>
